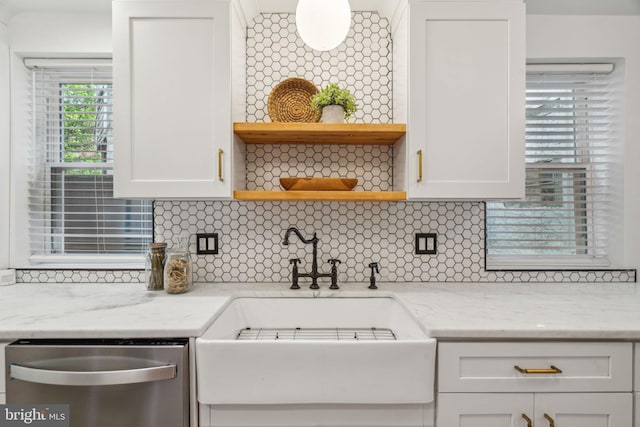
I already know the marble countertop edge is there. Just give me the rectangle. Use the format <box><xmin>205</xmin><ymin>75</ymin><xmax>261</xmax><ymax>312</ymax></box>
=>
<box><xmin>1</xmin><ymin>281</ymin><xmax>639</xmax><ymax>341</ymax></box>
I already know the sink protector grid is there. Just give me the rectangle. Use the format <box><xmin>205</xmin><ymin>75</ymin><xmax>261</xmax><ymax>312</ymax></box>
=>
<box><xmin>236</xmin><ymin>327</ymin><xmax>397</xmax><ymax>341</ymax></box>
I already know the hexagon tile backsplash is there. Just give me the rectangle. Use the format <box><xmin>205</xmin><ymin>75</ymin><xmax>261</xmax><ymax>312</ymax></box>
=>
<box><xmin>17</xmin><ymin>198</ymin><xmax>636</xmax><ymax>283</ymax></box>
<box><xmin>151</xmin><ymin>200</ymin><xmax>635</xmax><ymax>284</ymax></box>
<box><xmin>246</xmin><ymin>12</ymin><xmax>392</xmax><ymax>124</ymax></box>
<box><xmin>155</xmin><ymin>201</ymin><xmax>482</xmax><ymax>284</ymax></box>
<box><xmin>247</xmin><ymin>144</ymin><xmax>392</xmax><ymax>191</ymax></box>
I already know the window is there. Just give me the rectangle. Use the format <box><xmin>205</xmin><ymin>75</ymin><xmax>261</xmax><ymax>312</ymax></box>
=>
<box><xmin>28</xmin><ymin>60</ymin><xmax>153</xmax><ymax>262</ymax></box>
<box><xmin>486</xmin><ymin>63</ymin><xmax>620</xmax><ymax>269</ymax></box>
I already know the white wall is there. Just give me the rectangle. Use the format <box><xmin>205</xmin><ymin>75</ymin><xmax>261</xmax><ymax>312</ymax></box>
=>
<box><xmin>8</xmin><ymin>12</ymin><xmax>111</xmax><ymax>56</ymax></box>
<box><xmin>527</xmin><ymin>14</ymin><xmax>640</xmax><ymax>269</ymax></box>
<box><xmin>0</xmin><ymin>19</ymin><xmax>10</xmax><ymax>269</ymax></box>
<box><xmin>8</xmin><ymin>11</ymin><xmax>111</xmax><ymax>267</ymax></box>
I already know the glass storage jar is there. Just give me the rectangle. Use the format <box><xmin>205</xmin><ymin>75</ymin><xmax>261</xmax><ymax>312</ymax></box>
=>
<box><xmin>145</xmin><ymin>242</ymin><xmax>167</xmax><ymax>291</ymax></box>
<box><xmin>164</xmin><ymin>248</ymin><xmax>192</xmax><ymax>294</ymax></box>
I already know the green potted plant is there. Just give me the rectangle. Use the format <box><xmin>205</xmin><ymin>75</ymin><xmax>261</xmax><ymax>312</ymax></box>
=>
<box><xmin>310</xmin><ymin>83</ymin><xmax>357</xmax><ymax>123</ymax></box>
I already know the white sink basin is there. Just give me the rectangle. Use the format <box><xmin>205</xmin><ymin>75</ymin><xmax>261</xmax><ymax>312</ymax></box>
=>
<box><xmin>196</xmin><ymin>296</ymin><xmax>435</xmax><ymax>405</ymax></box>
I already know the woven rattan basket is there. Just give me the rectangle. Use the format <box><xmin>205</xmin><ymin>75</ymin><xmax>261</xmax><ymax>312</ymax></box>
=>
<box><xmin>267</xmin><ymin>78</ymin><xmax>319</xmax><ymax>122</ymax></box>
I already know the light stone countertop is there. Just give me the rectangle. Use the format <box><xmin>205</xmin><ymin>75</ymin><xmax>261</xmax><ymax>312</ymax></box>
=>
<box><xmin>0</xmin><ymin>281</ymin><xmax>639</xmax><ymax>340</ymax></box>
<box><xmin>0</xmin><ymin>283</ymin><xmax>230</xmax><ymax>339</ymax></box>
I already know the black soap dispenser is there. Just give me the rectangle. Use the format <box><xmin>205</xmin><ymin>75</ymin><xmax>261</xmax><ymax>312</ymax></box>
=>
<box><xmin>368</xmin><ymin>262</ymin><xmax>380</xmax><ymax>289</ymax></box>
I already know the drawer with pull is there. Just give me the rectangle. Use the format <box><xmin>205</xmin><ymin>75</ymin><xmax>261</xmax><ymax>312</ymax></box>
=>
<box><xmin>438</xmin><ymin>341</ymin><xmax>632</xmax><ymax>393</ymax></box>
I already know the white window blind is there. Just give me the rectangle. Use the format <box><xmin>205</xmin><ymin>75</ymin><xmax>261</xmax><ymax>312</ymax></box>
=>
<box><xmin>29</xmin><ymin>62</ymin><xmax>153</xmax><ymax>258</ymax></box>
<box><xmin>486</xmin><ymin>63</ymin><xmax>619</xmax><ymax>268</ymax></box>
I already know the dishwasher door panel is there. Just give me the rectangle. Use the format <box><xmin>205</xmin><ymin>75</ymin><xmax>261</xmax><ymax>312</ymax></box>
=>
<box><xmin>5</xmin><ymin>339</ymin><xmax>189</xmax><ymax>427</ymax></box>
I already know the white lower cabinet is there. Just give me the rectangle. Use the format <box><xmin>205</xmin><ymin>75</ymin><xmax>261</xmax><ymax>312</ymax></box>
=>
<box><xmin>199</xmin><ymin>403</ymin><xmax>434</xmax><ymax>427</ymax></box>
<box><xmin>438</xmin><ymin>393</ymin><xmax>530</xmax><ymax>426</ymax></box>
<box><xmin>438</xmin><ymin>393</ymin><xmax>631</xmax><ymax>427</ymax></box>
<box><xmin>437</xmin><ymin>342</ymin><xmax>633</xmax><ymax>427</ymax></box>
<box><xmin>535</xmin><ymin>393</ymin><xmax>631</xmax><ymax>426</ymax></box>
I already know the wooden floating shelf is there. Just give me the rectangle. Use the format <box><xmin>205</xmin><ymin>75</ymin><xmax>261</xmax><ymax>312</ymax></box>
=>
<box><xmin>233</xmin><ymin>122</ymin><xmax>406</xmax><ymax>145</ymax></box>
<box><xmin>233</xmin><ymin>190</ymin><xmax>407</xmax><ymax>202</ymax></box>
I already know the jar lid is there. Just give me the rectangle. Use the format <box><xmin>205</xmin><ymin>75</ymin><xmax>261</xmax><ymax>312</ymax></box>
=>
<box><xmin>168</xmin><ymin>248</ymin><xmax>189</xmax><ymax>255</ymax></box>
<box><xmin>150</xmin><ymin>242</ymin><xmax>167</xmax><ymax>248</ymax></box>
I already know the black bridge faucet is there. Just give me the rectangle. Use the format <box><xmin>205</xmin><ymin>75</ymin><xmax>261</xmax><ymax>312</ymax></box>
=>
<box><xmin>283</xmin><ymin>227</ymin><xmax>340</xmax><ymax>290</ymax></box>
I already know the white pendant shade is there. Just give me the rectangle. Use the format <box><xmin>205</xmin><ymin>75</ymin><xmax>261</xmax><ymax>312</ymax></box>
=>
<box><xmin>295</xmin><ymin>0</ymin><xmax>351</xmax><ymax>51</ymax></box>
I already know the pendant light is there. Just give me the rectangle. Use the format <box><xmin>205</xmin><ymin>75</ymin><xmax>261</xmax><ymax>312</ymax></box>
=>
<box><xmin>295</xmin><ymin>0</ymin><xmax>351</xmax><ymax>51</ymax></box>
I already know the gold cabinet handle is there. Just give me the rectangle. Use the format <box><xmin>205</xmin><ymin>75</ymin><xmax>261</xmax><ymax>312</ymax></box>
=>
<box><xmin>521</xmin><ymin>414</ymin><xmax>532</xmax><ymax>427</ymax></box>
<box><xmin>218</xmin><ymin>148</ymin><xmax>224</xmax><ymax>182</ymax></box>
<box><xmin>417</xmin><ymin>149</ymin><xmax>423</xmax><ymax>182</ymax></box>
<box><xmin>514</xmin><ymin>365</ymin><xmax>563</xmax><ymax>374</ymax></box>
<box><xmin>544</xmin><ymin>413</ymin><xmax>555</xmax><ymax>427</ymax></box>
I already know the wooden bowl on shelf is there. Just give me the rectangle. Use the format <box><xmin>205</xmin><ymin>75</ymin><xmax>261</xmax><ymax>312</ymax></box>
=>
<box><xmin>280</xmin><ymin>177</ymin><xmax>358</xmax><ymax>191</ymax></box>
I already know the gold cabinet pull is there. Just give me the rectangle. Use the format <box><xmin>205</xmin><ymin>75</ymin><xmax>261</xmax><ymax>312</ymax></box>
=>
<box><xmin>544</xmin><ymin>413</ymin><xmax>555</xmax><ymax>427</ymax></box>
<box><xmin>417</xmin><ymin>149</ymin><xmax>423</xmax><ymax>182</ymax></box>
<box><xmin>218</xmin><ymin>148</ymin><xmax>224</xmax><ymax>182</ymax></box>
<box><xmin>521</xmin><ymin>414</ymin><xmax>532</xmax><ymax>427</ymax></box>
<box><xmin>514</xmin><ymin>365</ymin><xmax>562</xmax><ymax>374</ymax></box>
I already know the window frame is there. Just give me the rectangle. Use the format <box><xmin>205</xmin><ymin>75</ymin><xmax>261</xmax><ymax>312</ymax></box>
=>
<box><xmin>10</xmin><ymin>58</ymin><xmax>152</xmax><ymax>269</ymax></box>
<box><xmin>485</xmin><ymin>62</ymin><xmax>620</xmax><ymax>270</ymax></box>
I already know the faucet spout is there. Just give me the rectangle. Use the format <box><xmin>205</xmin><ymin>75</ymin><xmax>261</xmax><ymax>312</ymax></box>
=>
<box><xmin>283</xmin><ymin>227</ymin><xmax>317</xmax><ymax>246</ymax></box>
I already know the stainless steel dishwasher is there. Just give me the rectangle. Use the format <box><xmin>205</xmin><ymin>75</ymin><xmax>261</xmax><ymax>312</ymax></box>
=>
<box><xmin>5</xmin><ymin>338</ymin><xmax>189</xmax><ymax>427</ymax></box>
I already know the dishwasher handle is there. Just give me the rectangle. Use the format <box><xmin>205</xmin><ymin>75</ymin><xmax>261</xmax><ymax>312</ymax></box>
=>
<box><xmin>10</xmin><ymin>363</ymin><xmax>177</xmax><ymax>386</ymax></box>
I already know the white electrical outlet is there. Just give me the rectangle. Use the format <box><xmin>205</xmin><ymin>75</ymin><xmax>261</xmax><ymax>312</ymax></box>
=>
<box><xmin>0</xmin><ymin>269</ymin><xmax>16</xmax><ymax>286</ymax></box>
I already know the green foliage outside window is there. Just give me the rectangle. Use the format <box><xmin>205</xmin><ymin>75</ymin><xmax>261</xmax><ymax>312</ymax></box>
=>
<box><xmin>61</xmin><ymin>83</ymin><xmax>112</xmax><ymax>173</ymax></box>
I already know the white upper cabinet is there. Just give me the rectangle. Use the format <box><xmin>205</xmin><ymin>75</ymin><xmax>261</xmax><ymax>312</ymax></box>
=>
<box><xmin>113</xmin><ymin>0</ymin><xmax>233</xmax><ymax>199</ymax></box>
<box><xmin>406</xmin><ymin>0</ymin><xmax>525</xmax><ymax>200</ymax></box>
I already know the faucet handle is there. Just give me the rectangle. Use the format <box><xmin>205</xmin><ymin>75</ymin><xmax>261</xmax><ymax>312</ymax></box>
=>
<box><xmin>289</xmin><ymin>258</ymin><xmax>301</xmax><ymax>290</ymax></box>
<box><xmin>327</xmin><ymin>258</ymin><xmax>341</xmax><ymax>266</ymax></box>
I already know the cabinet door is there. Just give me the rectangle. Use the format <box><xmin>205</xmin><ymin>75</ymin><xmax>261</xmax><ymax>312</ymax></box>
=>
<box><xmin>408</xmin><ymin>1</ymin><xmax>525</xmax><ymax>199</ymax></box>
<box><xmin>536</xmin><ymin>393</ymin><xmax>632</xmax><ymax>427</ymax></box>
<box><xmin>437</xmin><ymin>393</ymin><xmax>533</xmax><ymax>427</ymax></box>
<box><xmin>113</xmin><ymin>0</ymin><xmax>232</xmax><ymax>199</ymax></box>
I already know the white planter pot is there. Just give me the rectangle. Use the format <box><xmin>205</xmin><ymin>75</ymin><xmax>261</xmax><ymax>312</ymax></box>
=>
<box><xmin>320</xmin><ymin>105</ymin><xmax>345</xmax><ymax>123</ymax></box>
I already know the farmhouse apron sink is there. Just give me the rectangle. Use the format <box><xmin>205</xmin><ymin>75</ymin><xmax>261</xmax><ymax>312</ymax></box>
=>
<box><xmin>196</xmin><ymin>296</ymin><xmax>436</xmax><ymax>405</ymax></box>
